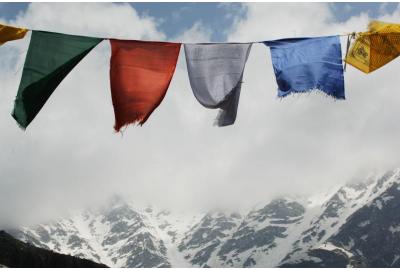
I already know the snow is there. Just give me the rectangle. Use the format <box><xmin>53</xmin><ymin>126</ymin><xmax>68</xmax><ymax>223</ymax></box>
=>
<box><xmin>392</xmin><ymin>255</ymin><xmax>400</xmax><ymax>266</ymax></box>
<box><xmin>280</xmin><ymin>169</ymin><xmax>400</xmax><ymax>265</ymax></box>
<box><xmin>14</xmin><ymin>168</ymin><xmax>400</xmax><ymax>268</ymax></box>
<box><xmin>355</xmin><ymin>249</ymin><xmax>363</xmax><ymax>256</ymax></box>
<box><xmin>375</xmin><ymin>200</ymin><xmax>383</xmax><ymax>210</ymax></box>
<box><xmin>389</xmin><ymin>225</ymin><xmax>400</xmax><ymax>233</ymax></box>
<box><xmin>319</xmin><ymin>242</ymin><xmax>354</xmax><ymax>258</ymax></box>
<box><xmin>306</xmin><ymin>186</ymin><xmax>341</xmax><ymax>208</ymax></box>
<box><xmin>382</xmin><ymin>195</ymin><xmax>395</xmax><ymax>203</ymax></box>
<box><xmin>254</xmin><ymin>205</ymin><xmax>318</xmax><ymax>267</ymax></box>
<box><xmin>343</xmin><ymin>237</ymin><xmax>355</xmax><ymax>250</ymax></box>
<box><xmin>358</xmin><ymin>220</ymin><xmax>370</xmax><ymax>227</ymax></box>
<box><xmin>141</xmin><ymin>206</ymin><xmax>202</xmax><ymax>267</ymax></box>
<box><xmin>70</xmin><ymin>213</ymin><xmax>114</xmax><ymax>266</ymax></box>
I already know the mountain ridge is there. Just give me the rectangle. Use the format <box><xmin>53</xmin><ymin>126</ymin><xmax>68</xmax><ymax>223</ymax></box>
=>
<box><xmin>7</xmin><ymin>169</ymin><xmax>400</xmax><ymax>267</ymax></box>
<box><xmin>0</xmin><ymin>230</ymin><xmax>107</xmax><ymax>268</ymax></box>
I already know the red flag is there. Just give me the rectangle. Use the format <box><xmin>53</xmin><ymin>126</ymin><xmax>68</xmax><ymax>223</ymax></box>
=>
<box><xmin>109</xmin><ymin>39</ymin><xmax>181</xmax><ymax>131</ymax></box>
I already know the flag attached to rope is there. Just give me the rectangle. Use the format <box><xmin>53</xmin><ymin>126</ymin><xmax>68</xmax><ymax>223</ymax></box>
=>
<box><xmin>0</xmin><ymin>24</ymin><xmax>28</xmax><ymax>45</ymax></box>
<box><xmin>264</xmin><ymin>36</ymin><xmax>345</xmax><ymax>99</ymax></box>
<box><xmin>12</xmin><ymin>31</ymin><xmax>102</xmax><ymax>129</ymax></box>
<box><xmin>109</xmin><ymin>39</ymin><xmax>180</xmax><ymax>131</ymax></box>
<box><xmin>346</xmin><ymin>21</ymin><xmax>400</xmax><ymax>73</ymax></box>
<box><xmin>184</xmin><ymin>43</ymin><xmax>252</xmax><ymax>126</ymax></box>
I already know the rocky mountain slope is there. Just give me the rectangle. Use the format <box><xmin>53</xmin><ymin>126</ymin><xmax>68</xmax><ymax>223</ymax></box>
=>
<box><xmin>7</xmin><ymin>169</ymin><xmax>400</xmax><ymax>267</ymax></box>
<box><xmin>280</xmin><ymin>169</ymin><xmax>400</xmax><ymax>267</ymax></box>
<box><xmin>0</xmin><ymin>231</ymin><xmax>107</xmax><ymax>268</ymax></box>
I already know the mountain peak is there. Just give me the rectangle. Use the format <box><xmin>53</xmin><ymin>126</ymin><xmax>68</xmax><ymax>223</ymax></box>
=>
<box><xmin>8</xmin><ymin>168</ymin><xmax>400</xmax><ymax>267</ymax></box>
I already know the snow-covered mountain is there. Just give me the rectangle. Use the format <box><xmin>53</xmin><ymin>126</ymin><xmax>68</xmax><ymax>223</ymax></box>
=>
<box><xmin>8</xmin><ymin>169</ymin><xmax>400</xmax><ymax>267</ymax></box>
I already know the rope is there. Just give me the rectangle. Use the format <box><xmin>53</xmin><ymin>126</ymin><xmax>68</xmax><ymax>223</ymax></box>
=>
<box><xmin>13</xmin><ymin>24</ymin><xmax>359</xmax><ymax>44</ymax></box>
<box><xmin>344</xmin><ymin>32</ymin><xmax>356</xmax><ymax>72</ymax></box>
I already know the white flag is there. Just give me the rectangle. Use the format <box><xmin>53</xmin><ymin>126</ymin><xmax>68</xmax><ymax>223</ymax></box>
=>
<box><xmin>184</xmin><ymin>43</ymin><xmax>252</xmax><ymax>126</ymax></box>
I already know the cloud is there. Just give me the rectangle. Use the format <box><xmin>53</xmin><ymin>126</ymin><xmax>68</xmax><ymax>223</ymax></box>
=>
<box><xmin>1</xmin><ymin>3</ymin><xmax>400</xmax><ymax>226</ymax></box>
<box><xmin>0</xmin><ymin>3</ymin><xmax>168</xmax><ymax>226</ymax></box>
<box><xmin>174</xmin><ymin>21</ymin><xmax>212</xmax><ymax>43</ymax></box>
<box><xmin>11</xmin><ymin>3</ymin><xmax>163</xmax><ymax>40</ymax></box>
<box><xmin>223</xmin><ymin>2</ymin><xmax>400</xmax><ymax>199</ymax></box>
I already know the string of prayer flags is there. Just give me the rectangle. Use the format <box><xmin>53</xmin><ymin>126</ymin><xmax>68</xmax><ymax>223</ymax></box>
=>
<box><xmin>346</xmin><ymin>21</ymin><xmax>400</xmax><ymax>73</ymax></box>
<box><xmin>3</xmin><ymin>20</ymin><xmax>400</xmax><ymax>131</ymax></box>
<box><xmin>264</xmin><ymin>36</ymin><xmax>345</xmax><ymax>100</ymax></box>
<box><xmin>109</xmin><ymin>40</ymin><xmax>181</xmax><ymax>132</ymax></box>
<box><xmin>12</xmin><ymin>31</ymin><xmax>102</xmax><ymax>128</ymax></box>
<box><xmin>0</xmin><ymin>24</ymin><xmax>28</xmax><ymax>45</ymax></box>
<box><xmin>184</xmin><ymin>43</ymin><xmax>252</xmax><ymax>126</ymax></box>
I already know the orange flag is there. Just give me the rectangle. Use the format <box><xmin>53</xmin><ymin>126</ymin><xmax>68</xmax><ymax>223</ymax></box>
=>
<box><xmin>0</xmin><ymin>24</ymin><xmax>28</xmax><ymax>45</ymax></box>
<box><xmin>109</xmin><ymin>39</ymin><xmax>181</xmax><ymax>131</ymax></box>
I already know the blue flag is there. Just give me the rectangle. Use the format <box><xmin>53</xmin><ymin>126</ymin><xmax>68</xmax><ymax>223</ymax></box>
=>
<box><xmin>264</xmin><ymin>36</ymin><xmax>345</xmax><ymax>99</ymax></box>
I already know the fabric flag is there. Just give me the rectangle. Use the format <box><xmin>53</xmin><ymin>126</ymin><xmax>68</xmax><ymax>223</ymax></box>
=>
<box><xmin>346</xmin><ymin>21</ymin><xmax>400</xmax><ymax>73</ymax></box>
<box><xmin>12</xmin><ymin>31</ymin><xmax>102</xmax><ymax>129</ymax></box>
<box><xmin>264</xmin><ymin>36</ymin><xmax>345</xmax><ymax>99</ymax></box>
<box><xmin>184</xmin><ymin>43</ymin><xmax>252</xmax><ymax>126</ymax></box>
<box><xmin>109</xmin><ymin>39</ymin><xmax>180</xmax><ymax>131</ymax></box>
<box><xmin>0</xmin><ymin>24</ymin><xmax>28</xmax><ymax>45</ymax></box>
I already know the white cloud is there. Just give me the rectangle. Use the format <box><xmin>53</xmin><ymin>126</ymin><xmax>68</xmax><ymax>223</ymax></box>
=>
<box><xmin>12</xmin><ymin>3</ymin><xmax>163</xmax><ymax>40</ymax></box>
<box><xmin>222</xmin><ymin>3</ymin><xmax>400</xmax><ymax>199</ymax></box>
<box><xmin>1</xmin><ymin>3</ymin><xmax>400</xmax><ymax>226</ymax></box>
<box><xmin>174</xmin><ymin>21</ymin><xmax>212</xmax><ymax>43</ymax></box>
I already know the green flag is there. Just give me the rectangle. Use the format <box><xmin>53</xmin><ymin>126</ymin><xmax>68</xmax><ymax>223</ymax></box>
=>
<box><xmin>12</xmin><ymin>31</ymin><xmax>102</xmax><ymax>129</ymax></box>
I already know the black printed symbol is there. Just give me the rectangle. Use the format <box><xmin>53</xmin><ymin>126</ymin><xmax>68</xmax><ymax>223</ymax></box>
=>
<box><xmin>356</xmin><ymin>46</ymin><xmax>368</xmax><ymax>58</ymax></box>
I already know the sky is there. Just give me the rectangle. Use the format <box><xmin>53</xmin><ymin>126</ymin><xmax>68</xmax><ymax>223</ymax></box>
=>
<box><xmin>1</xmin><ymin>2</ymin><xmax>400</xmax><ymax>226</ymax></box>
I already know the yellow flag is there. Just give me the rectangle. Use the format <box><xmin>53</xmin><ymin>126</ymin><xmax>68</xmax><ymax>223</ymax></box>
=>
<box><xmin>345</xmin><ymin>21</ymin><xmax>400</xmax><ymax>73</ymax></box>
<box><xmin>0</xmin><ymin>24</ymin><xmax>28</xmax><ymax>45</ymax></box>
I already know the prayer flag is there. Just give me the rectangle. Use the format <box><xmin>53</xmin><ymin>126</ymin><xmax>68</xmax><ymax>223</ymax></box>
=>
<box><xmin>264</xmin><ymin>36</ymin><xmax>345</xmax><ymax>99</ymax></box>
<box><xmin>109</xmin><ymin>39</ymin><xmax>181</xmax><ymax>131</ymax></box>
<box><xmin>0</xmin><ymin>24</ymin><xmax>28</xmax><ymax>45</ymax></box>
<box><xmin>184</xmin><ymin>43</ymin><xmax>252</xmax><ymax>126</ymax></box>
<box><xmin>346</xmin><ymin>21</ymin><xmax>400</xmax><ymax>73</ymax></box>
<box><xmin>12</xmin><ymin>31</ymin><xmax>102</xmax><ymax>128</ymax></box>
